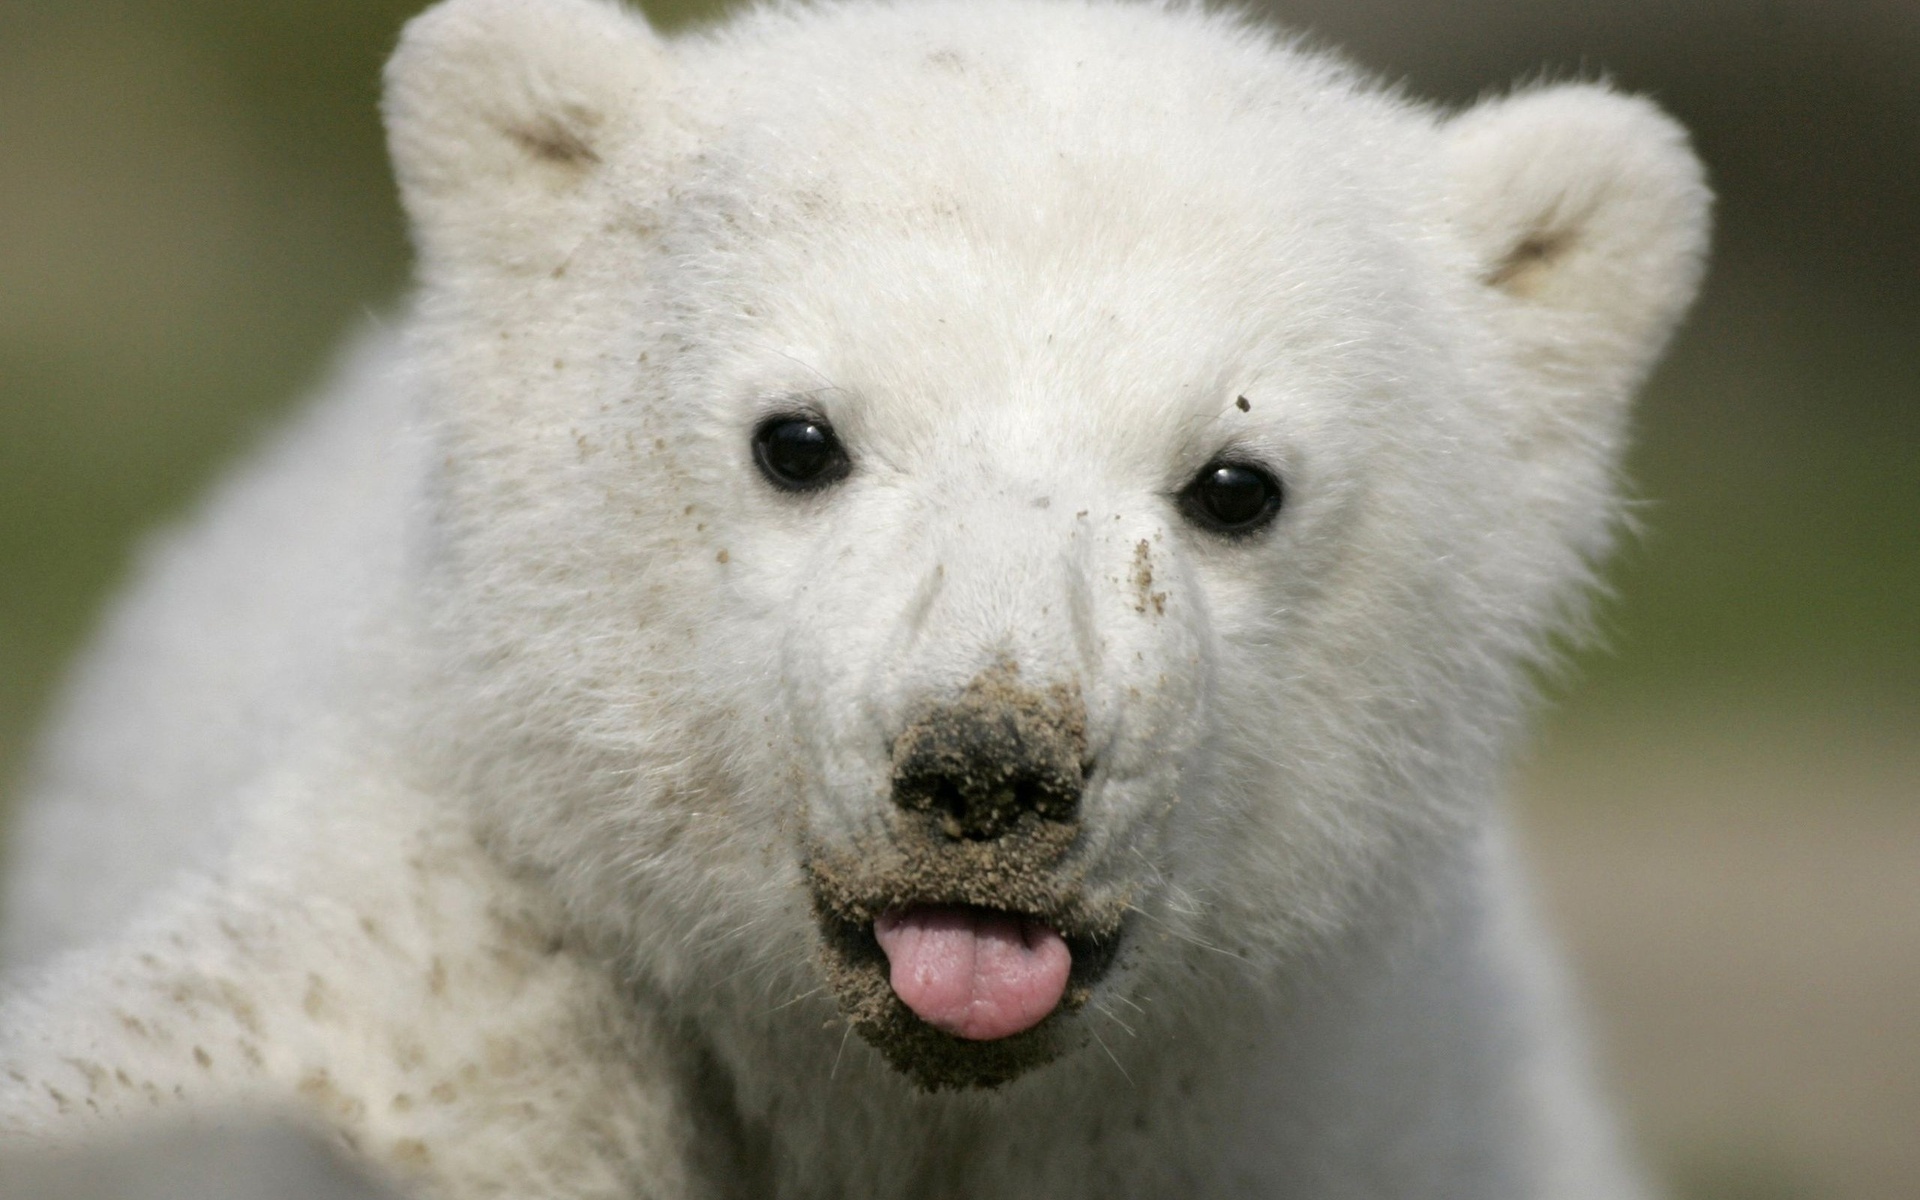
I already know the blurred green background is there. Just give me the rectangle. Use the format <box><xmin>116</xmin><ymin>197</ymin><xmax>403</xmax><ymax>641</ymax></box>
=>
<box><xmin>1</xmin><ymin>1</ymin><xmax>1914</xmax><ymax>1196</ymax></box>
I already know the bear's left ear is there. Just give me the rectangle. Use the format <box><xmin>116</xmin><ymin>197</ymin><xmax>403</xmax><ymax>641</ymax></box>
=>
<box><xmin>383</xmin><ymin>0</ymin><xmax>673</xmax><ymax>275</ymax></box>
<box><xmin>1442</xmin><ymin>85</ymin><xmax>1711</xmax><ymax>427</ymax></box>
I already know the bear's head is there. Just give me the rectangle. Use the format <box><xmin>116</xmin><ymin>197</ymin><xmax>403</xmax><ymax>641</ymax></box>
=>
<box><xmin>383</xmin><ymin>0</ymin><xmax>1707</xmax><ymax>1090</ymax></box>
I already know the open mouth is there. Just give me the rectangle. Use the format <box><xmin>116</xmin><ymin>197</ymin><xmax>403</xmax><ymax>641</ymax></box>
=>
<box><xmin>806</xmin><ymin>820</ymin><xmax>1126</xmax><ymax>1091</ymax></box>
<box><xmin>812</xmin><ymin>899</ymin><xmax>1123</xmax><ymax>1092</ymax></box>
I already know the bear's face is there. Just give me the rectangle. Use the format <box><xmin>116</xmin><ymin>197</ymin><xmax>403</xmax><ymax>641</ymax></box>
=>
<box><xmin>384</xmin><ymin>0</ymin><xmax>1707</xmax><ymax>1089</ymax></box>
<box><xmin>675</xmin><ymin>134</ymin><xmax>1454</xmax><ymax>1084</ymax></box>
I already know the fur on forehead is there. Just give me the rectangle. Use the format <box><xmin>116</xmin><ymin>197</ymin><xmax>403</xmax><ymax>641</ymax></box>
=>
<box><xmin>675</xmin><ymin>0</ymin><xmax>1428</xmax><ymax>233</ymax></box>
<box><xmin>656</xmin><ymin>3</ymin><xmax>1456</xmax><ymax>464</ymax></box>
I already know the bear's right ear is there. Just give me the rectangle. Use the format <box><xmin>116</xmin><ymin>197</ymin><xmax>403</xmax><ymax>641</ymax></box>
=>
<box><xmin>383</xmin><ymin>0</ymin><xmax>671</xmax><ymax>274</ymax></box>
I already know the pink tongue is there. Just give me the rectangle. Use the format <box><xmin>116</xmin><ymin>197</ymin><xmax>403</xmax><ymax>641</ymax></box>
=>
<box><xmin>873</xmin><ymin>907</ymin><xmax>1072</xmax><ymax>1041</ymax></box>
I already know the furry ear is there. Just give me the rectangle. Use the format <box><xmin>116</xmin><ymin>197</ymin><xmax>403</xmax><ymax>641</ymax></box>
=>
<box><xmin>1444</xmin><ymin>85</ymin><xmax>1711</xmax><ymax>416</ymax></box>
<box><xmin>383</xmin><ymin>0</ymin><xmax>670</xmax><ymax>273</ymax></box>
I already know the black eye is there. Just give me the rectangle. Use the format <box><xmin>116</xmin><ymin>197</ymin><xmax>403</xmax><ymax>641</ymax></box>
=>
<box><xmin>1179</xmin><ymin>460</ymin><xmax>1283</xmax><ymax>535</ymax></box>
<box><xmin>753</xmin><ymin>415</ymin><xmax>851</xmax><ymax>492</ymax></box>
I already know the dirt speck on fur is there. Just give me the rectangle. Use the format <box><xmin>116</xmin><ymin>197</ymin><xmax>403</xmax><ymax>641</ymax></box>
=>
<box><xmin>1131</xmin><ymin>540</ymin><xmax>1165</xmax><ymax>615</ymax></box>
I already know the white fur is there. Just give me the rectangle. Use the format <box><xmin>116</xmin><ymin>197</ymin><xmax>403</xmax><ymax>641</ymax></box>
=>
<box><xmin>0</xmin><ymin>0</ymin><xmax>1709</xmax><ymax>1195</ymax></box>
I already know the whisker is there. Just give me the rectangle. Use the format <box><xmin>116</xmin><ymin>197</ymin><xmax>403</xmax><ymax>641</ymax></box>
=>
<box><xmin>768</xmin><ymin>986</ymin><xmax>825</xmax><ymax>1015</ymax></box>
<box><xmin>712</xmin><ymin>959</ymin><xmax>770</xmax><ymax>989</ymax></box>
<box><xmin>1125</xmin><ymin>903</ymin><xmax>1241</xmax><ymax>961</ymax></box>
<box><xmin>1089</xmin><ymin>1024</ymin><xmax>1133</xmax><ymax>1087</ymax></box>
<box><xmin>1094</xmin><ymin>1002</ymin><xmax>1137</xmax><ymax>1038</ymax></box>
<box><xmin>1127</xmin><ymin>845</ymin><xmax>1165</xmax><ymax>879</ymax></box>
<box><xmin>829</xmin><ymin>1022</ymin><xmax>854</xmax><ymax>1081</ymax></box>
<box><xmin>719</xmin><ymin>916</ymin><xmax>771</xmax><ymax>941</ymax></box>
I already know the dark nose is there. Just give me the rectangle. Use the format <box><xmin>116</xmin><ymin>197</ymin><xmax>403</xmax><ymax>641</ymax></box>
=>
<box><xmin>889</xmin><ymin>666</ymin><xmax>1087</xmax><ymax>841</ymax></box>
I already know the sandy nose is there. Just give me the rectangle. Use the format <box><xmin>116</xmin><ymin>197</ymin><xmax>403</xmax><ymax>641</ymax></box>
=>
<box><xmin>889</xmin><ymin>663</ymin><xmax>1087</xmax><ymax>841</ymax></box>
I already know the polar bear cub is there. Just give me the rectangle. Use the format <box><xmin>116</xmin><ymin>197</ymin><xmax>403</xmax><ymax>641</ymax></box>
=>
<box><xmin>0</xmin><ymin>0</ymin><xmax>1708</xmax><ymax>1196</ymax></box>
